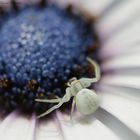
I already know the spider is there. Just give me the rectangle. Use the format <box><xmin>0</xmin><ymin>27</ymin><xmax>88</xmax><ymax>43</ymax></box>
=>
<box><xmin>35</xmin><ymin>57</ymin><xmax>100</xmax><ymax>119</ymax></box>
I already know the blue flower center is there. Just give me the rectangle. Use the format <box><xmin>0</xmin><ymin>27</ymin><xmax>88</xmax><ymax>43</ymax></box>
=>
<box><xmin>0</xmin><ymin>4</ymin><xmax>98</xmax><ymax>115</ymax></box>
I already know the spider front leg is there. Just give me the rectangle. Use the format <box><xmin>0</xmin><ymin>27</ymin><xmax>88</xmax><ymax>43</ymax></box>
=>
<box><xmin>80</xmin><ymin>57</ymin><xmax>101</xmax><ymax>88</ymax></box>
<box><xmin>35</xmin><ymin>94</ymin><xmax>62</xmax><ymax>103</ymax></box>
<box><xmin>37</xmin><ymin>100</ymin><xmax>65</xmax><ymax>118</ymax></box>
<box><xmin>35</xmin><ymin>98</ymin><xmax>61</xmax><ymax>103</ymax></box>
<box><xmin>87</xmin><ymin>57</ymin><xmax>100</xmax><ymax>82</ymax></box>
<box><xmin>37</xmin><ymin>87</ymin><xmax>72</xmax><ymax>118</ymax></box>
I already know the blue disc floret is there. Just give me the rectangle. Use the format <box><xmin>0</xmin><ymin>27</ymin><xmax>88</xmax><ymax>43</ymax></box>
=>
<box><xmin>0</xmin><ymin>4</ymin><xmax>98</xmax><ymax>115</ymax></box>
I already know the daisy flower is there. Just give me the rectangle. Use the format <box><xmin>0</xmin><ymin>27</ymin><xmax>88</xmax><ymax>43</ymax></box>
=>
<box><xmin>0</xmin><ymin>0</ymin><xmax>140</xmax><ymax>140</ymax></box>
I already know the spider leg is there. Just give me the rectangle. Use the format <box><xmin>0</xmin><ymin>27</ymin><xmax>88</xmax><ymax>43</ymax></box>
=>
<box><xmin>79</xmin><ymin>58</ymin><xmax>100</xmax><ymax>88</ymax></box>
<box><xmin>70</xmin><ymin>97</ymin><xmax>76</xmax><ymax>121</ymax></box>
<box><xmin>37</xmin><ymin>87</ymin><xmax>72</xmax><ymax>118</ymax></box>
<box><xmin>87</xmin><ymin>57</ymin><xmax>100</xmax><ymax>82</ymax></box>
<box><xmin>35</xmin><ymin>98</ymin><xmax>62</xmax><ymax>103</ymax></box>
<box><xmin>55</xmin><ymin>95</ymin><xmax>61</xmax><ymax>99</ymax></box>
<box><xmin>37</xmin><ymin>100</ymin><xmax>64</xmax><ymax>118</ymax></box>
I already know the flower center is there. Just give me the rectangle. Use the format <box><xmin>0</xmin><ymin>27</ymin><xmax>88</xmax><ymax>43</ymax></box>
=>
<box><xmin>0</xmin><ymin>3</ymin><xmax>99</xmax><ymax>115</ymax></box>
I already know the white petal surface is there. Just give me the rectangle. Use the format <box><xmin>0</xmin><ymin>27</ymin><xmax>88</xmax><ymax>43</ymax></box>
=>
<box><xmin>94</xmin><ymin>108</ymin><xmax>140</xmax><ymax>140</ymax></box>
<box><xmin>52</xmin><ymin>0</ymin><xmax>117</xmax><ymax>17</ymax></box>
<box><xmin>73</xmin><ymin>0</ymin><xmax>116</xmax><ymax>17</ymax></box>
<box><xmin>96</xmin><ymin>1</ymin><xmax>140</xmax><ymax>41</ymax></box>
<box><xmin>97</xmin><ymin>88</ymin><xmax>140</xmax><ymax>136</ymax></box>
<box><xmin>100</xmin><ymin>18</ymin><xmax>140</xmax><ymax>59</ymax></box>
<box><xmin>100</xmin><ymin>75</ymin><xmax>140</xmax><ymax>89</ymax></box>
<box><xmin>56</xmin><ymin>111</ymin><xmax>121</xmax><ymax>140</ymax></box>
<box><xmin>35</xmin><ymin>117</ymin><xmax>63</xmax><ymax>140</ymax></box>
<box><xmin>0</xmin><ymin>111</ymin><xmax>36</xmax><ymax>140</ymax></box>
<box><xmin>101</xmin><ymin>53</ymin><xmax>140</xmax><ymax>71</ymax></box>
<box><xmin>0</xmin><ymin>0</ymin><xmax>12</xmax><ymax>10</ymax></box>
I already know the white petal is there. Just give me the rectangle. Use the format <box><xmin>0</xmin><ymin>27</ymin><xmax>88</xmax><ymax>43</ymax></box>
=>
<box><xmin>94</xmin><ymin>108</ymin><xmax>140</xmax><ymax>140</ymax></box>
<box><xmin>97</xmin><ymin>84</ymin><xmax>140</xmax><ymax>103</ymax></box>
<box><xmin>0</xmin><ymin>111</ymin><xmax>36</xmax><ymax>140</ymax></box>
<box><xmin>100</xmin><ymin>75</ymin><xmax>140</xmax><ymax>89</ymax></box>
<box><xmin>97</xmin><ymin>88</ymin><xmax>140</xmax><ymax>136</ymax></box>
<box><xmin>99</xmin><ymin>44</ymin><xmax>140</xmax><ymax>59</ymax></box>
<box><xmin>99</xmin><ymin>18</ymin><xmax>140</xmax><ymax>59</ymax></box>
<box><xmin>73</xmin><ymin>0</ymin><xmax>116</xmax><ymax>17</ymax></box>
<box><xmin>0</xmin><ymin>0</ymin><xmax>12</xmax><ymax>10</ymax></box>
<box><xmin>35</xmin><ymin>116</ymin><xmax>63</xmax><ymax>140</ymax></box>
<box><xmin>101</xmin><ymin>53</ymin><xmax>140</xmax><ymax>71</ymax></box>
<box><xmin>96</xmin><ymin>1</ymin><xmax>140</xmax><ymax>41</ymax></box>
<box><xmin>55</xmin><ymin>111</ymin><xmax>121</xmax><ymax>140</ymax></box>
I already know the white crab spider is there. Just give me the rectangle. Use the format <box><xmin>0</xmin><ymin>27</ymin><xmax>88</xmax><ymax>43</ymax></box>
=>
<box><xmin>35</xmin><ymin>57</ymin><xmax>100</xmax><ymax>118</ymax></box>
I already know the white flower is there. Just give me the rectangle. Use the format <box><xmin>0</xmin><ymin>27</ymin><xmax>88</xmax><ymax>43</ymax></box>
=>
<box><xmin>0</xmin><ymin>0</ymin><xmax>140</xmax><ymax>140</ymax></box>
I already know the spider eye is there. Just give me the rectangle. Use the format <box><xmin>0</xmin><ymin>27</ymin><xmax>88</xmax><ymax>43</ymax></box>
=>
<box><xmin>76</xmin><ymin>89</ymin><xmax>99</xmax><ymax>115</ymax></box>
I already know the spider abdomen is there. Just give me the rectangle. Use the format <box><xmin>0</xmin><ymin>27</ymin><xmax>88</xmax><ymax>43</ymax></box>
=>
<box><xmin>76</xmin><ymin>89</ymin><xmax>99</xmax><ymax>115</ymax></box>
